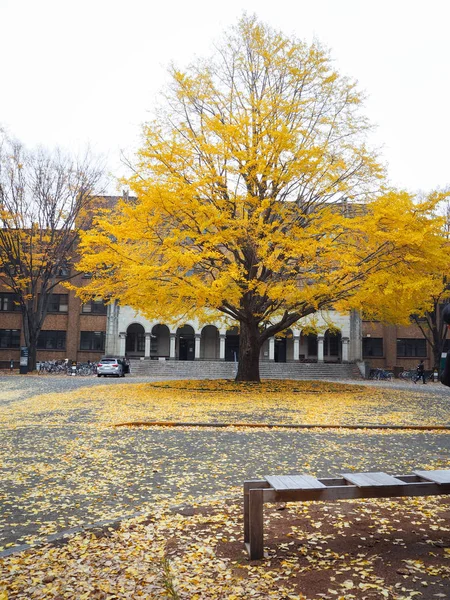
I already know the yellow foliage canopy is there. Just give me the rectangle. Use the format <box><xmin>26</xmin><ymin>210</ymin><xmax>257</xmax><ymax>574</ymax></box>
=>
<box><xmin>76</xmin><ymin>17</ymin><xmax>447</xmax><ymax>378</ymax></box>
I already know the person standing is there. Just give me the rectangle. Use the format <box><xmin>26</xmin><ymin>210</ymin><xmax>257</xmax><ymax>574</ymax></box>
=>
<box><xmin>416</xmin><ymin>360</ymin><xmax>426</xmax><ymax>384</ymax></box>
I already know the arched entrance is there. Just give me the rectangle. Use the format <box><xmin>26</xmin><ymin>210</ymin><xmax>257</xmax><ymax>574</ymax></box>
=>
<box><xmin>275</xmin><ymin>335</ymin><xmax>287</xmax><ymax>363</ymax></box>
<box><xmin>151</xmin><ymin>324</ymin><xmax>170</xmax><ymax>359</ymax></box>
<box><xmin>201</xmin><ymin>325</ymin><xmax>219</xmax><ymax>359</ymax></box>
<box><xmin>304</xmin><ymin>333</ymin><xmax>318</xmax><ymax>361</ymax></box>
<box><xmin>225</xmin><ymin>326</ymin><xmax>239</xmax><ymax>362</ymax></box>
<box><xmin>324</xmin><ymin>329</ymin><xmax>342</xmax><ymax>362</ymax></box>
<box><xmin>126</xmin><ymin>323</ymin><xmax>145</xmax><ymax>357</ymax></box>
<box><xmin>177</xmin><ymin>325</ymin><xmax>195</xmax><ymax>360</ymax></box>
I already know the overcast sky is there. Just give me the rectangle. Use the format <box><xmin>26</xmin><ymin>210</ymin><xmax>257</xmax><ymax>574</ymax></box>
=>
<box><xmin>1</xmin><ymin>0</ymin><xmax>449</xmax><ymax>194</ymax></box>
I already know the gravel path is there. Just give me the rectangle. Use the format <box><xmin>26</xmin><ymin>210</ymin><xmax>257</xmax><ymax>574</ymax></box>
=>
<box><xmin>1</xmin><ymin>375</ymin><xmax>450</xmax><ymax>556</ymax></box>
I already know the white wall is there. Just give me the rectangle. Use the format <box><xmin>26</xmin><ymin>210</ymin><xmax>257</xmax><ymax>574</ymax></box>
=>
<box><xmin>110</xmin><ymin>305</ymin><xmax>360</xmax><ymax>360</ymax></box>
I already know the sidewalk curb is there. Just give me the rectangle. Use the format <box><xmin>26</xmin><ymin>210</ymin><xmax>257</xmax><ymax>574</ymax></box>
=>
<box><xmin>0</xmin><ymin>513</ymin><xmax>145</xmax><ymax>558</ymax></box>
<box><xmin>112</xmin><ymin>421</ymin><xmax>450</xmax><ymax>431</ymax></box>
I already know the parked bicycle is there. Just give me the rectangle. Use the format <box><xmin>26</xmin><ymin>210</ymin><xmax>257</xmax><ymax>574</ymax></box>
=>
<box><xmin>67</xmin><ymin>362</ymin><xmax>97</xmax><ymax>376</ymax></box>
<box><xmin>398</xmin><ymin>369</ymin><xmax>435</xmax><ymax>383</ymax></box>
<box><xmin>37</xmin><ymin>360</ymin><xmax>97</xmax><ymax>376</ymax></box>
<box><xmin>76</xmin><ymin>362</ymin><xmax>97</xmax><ymax>376</ymax></box>
<box><xmin>37</xmin><ymin>360</ymin><xmax>69</xmax><ymax>375</ymax></box>
<box><xmin>369</xmin><ymin>368</ymin><xmax>394</xmax><ymax>381</ymax></box>
<box><xmin>398</xmin><ymin>369</ymin><xmax>415</xmax><ymax>380</ymax></box>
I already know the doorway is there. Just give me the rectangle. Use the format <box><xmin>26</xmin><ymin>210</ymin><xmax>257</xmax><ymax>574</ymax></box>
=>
<box><xmin>275</xmin><ymin>337</ymin><xmax>287</xmax><ymax>362</ymax></box>
<box><xmin>324</xmin><ymin>329</ymin><xmax>342</xmax><ymax>362</ymax></box>
<box><xmin>176</xmin><ymin>325</ymin><xmax>195</xmax><ymax>360</ymax></box>
<box><xmin>225</xmin><ymin>327</ymin><xmax>239</xmax><ymax>362</ymax></box>
<box><xmin>126</xmin><ymin>323</ymin><xmax>145</xmax><ymax>357</ymax></box>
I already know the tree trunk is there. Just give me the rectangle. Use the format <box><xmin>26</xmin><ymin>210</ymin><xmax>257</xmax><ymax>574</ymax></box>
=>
<box><xmin>435</xmin><ymin>335</ymin><xmax>447</xmax><ymax>374</ymax></box>
<box><xmin>235</xmin><ymin>320</ymin><xmax>262</xmax><ymax>382</ymax></box>
<box><xmin>22</xmin><ymin>310</ymin><xmax>39</xmax><ymax>372</ymax></box>
<box><xmin>28</xmin><ymin>342</ymin><xmax>37</xmax><ymax>372</ymax></box>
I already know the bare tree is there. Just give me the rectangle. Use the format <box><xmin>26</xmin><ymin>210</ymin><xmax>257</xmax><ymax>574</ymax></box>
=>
<box><xmin>0</xmin><ymin>132</ymin><xmax>105</xmax><ymax>370</ymax></box>
<box><xmin>410</xmin><ymin>294</ymin><xmax>447</xmax><ymax>370</ymax></box>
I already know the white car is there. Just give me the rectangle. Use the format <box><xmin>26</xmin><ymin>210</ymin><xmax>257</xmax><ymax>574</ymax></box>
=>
<box><xmin>97</xmin><ymin>357</ymin><xmax>125</xmax><ymax>377</ymax></box>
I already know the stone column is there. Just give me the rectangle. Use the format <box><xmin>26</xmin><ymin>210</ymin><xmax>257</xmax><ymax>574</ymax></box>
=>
<box><xmin>105</xmin><ymin>301</ymin><xmax>120</xmax><ymax>356</ymax></box>
<box><xmin>349</xmin><ymin>309</ymin><xmax>363</xmax><ymax>362</ymax></box>
<box><xmin>317</xmin><ymin>336</ymin><xmax>324</xmax><ymax>363</ymax></box>
<box><xmin>119</xmin><ymin>332</ymin><xmax>126</xmax><ymax>357</ymax></box>
<box><xmin>219</xmin><ymin>334</ymin><xmax>226</xmax><ymax>360</ymax></box>
<box><xmin>169</xmin><ymin>333</ymin><xmax>176</xmax><ymax>359</ymax></box>
<box><xmin>195</xmin><ymin>334</ymin><xmax>201</xmax><ymax>360</ymax></box>
<box><xmin>144</xmin><ymin>332</ymin><xmax>152</xmax><ymax>358</ymax></box>
<box><xmin>269</xmin><ymin>337</ymin><xmax>275</xmax><ymax>361</ymax></box>
<box><xmin>342</xmin><ymin>337</ymin><xmax>349</xmax><ymax>362</ymax></box>
<box><xmin>293</xmin><ymin>334</ymin><xmax>300</xmax><ymax>361</ymax></box>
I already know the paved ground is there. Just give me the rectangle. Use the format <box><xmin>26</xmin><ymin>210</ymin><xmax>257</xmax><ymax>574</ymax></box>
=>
<box><xmin>1</xmin><ymin>375</ymin><xmax>450</xmax><ymax>557</ymax></box>
<box><xmin>0</xmin><ymin>373</ymin><xmax>191</xmax><ymax>406</ymax></box>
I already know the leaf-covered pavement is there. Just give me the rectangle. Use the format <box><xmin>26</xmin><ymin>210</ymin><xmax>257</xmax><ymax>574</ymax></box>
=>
<box><xmin>2</xmin><ymin>494</ymin><xmax>450</xmax><ymax>599</ymax></box>
<box><xmin>1</xmin><ymin>377</ymin><xmax>450</xmax><ymax>598</ymax></box>
<box><xmin>3</xmin><ymin>378</ymin><xmax>450</xmax><ymax>428</ymax></box>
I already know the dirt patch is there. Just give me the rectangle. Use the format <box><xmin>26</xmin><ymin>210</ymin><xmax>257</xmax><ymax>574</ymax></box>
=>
<box><xmin>166</xmin><ymin>497</ymin><xmax>450</xmax><ymax>599</ymax></box>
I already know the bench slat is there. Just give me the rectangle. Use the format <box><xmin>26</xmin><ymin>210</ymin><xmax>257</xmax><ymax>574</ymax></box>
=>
<box><xmin>265</xmin><ymin>474</ymin><xmax>326</xmax><ymax>490</ymax></box>
<box><xmin>414</xmin><ymin>469</ymin><xmax>450</xmax><ymax>484</ymax></box>
<box><xmin>342</xmin><ymin>471</ymin><xmax>407</xmax><ymax>487</ymax></box>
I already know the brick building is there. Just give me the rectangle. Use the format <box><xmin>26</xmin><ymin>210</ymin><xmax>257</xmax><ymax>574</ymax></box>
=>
<box><xmin>0</xmin><ymin>283</ymin><xmax>438</xmax><ymax>371</ymax></box>
<box><xmin>0</xmin><ymin>193</ymin><xmax>440</xmax><ymax>372</ymax></box>
<box><xmin>0</xmin><ymin>272</ymin><xmax>108</xmax><ymax>368</ymax></box>
<box><xmin>362</xmin><ymin>320</ymin><xmax>436</xmax><ymax>374</ymax></box>
<box><xmin>0</xmin><ymin>195</ymin><xmax>123</xmax><ymax>369</ymax></box>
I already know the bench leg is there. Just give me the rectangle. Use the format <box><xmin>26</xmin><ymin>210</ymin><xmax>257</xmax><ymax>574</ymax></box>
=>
<box><xmin>244</xmin><ymin>483</ymin><xmax>250</xmax><ymax>544</ymax></box>
<box><xmin>248</xmin><ymin>489</ymin><xmax>264</xmax><ymax>560</ymax></box>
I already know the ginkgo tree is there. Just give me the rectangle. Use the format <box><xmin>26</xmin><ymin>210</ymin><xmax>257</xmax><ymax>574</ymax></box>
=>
<box><xmin>76</xmin><ymin>16</ymin><xmax>448</xmax><ymax>382</ymax></box>
<box><xmin>359</xmin><ymin>193</ymin><xmax>450</xmax><ymax>371</ymax></box>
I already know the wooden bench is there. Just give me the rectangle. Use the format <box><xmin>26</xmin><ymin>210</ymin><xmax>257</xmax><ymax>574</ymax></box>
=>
<box><xmin>244</xmin><ymin>469</ymin><xmax>450</xmax><ymax>559</ymax></box>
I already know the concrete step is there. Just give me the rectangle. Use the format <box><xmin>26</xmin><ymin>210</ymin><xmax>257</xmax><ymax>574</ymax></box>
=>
<box><xmin>128</xmin><ymin>360</ymin><xmax>363</xmax><ymax>380</ymax></box>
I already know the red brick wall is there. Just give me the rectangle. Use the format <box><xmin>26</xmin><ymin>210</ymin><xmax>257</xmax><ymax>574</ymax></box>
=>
<box><xmin>362</xmin><ymin>321</ymin><xmax>432</xmax><ymax>371</ymax></box>
<box><xmin>0</xmin><ymin>276</ymin><xmax>107</xmax><ymax>366</ymax></box>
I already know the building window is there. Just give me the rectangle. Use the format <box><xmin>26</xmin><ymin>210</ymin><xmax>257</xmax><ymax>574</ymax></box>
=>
<box><xmin>0</xmin><ymin>329</ymin><xmax>20</xmax><ymax>348</ymax></box>
<box><xmin>0</xmin><ymin>293</ymin><xmax>20</xmax><ymax>311</ymax></box>
<box><xmin>57</xmin><ymin>262</ymin><xmax>71</xmax><ymax>277</ymax></box>
<box><xmin>363</xmin><ymin>337</ymin><xmax>384</xmax><ymax>357</ymax></box>
<box><xmin>80</xmin><ymin>331</ymin><xmax>106</xmax><ymax>351</ymax></box>
<box><xmin>37</xmin><ymin>330</ymin><xmax>66</xmax><ymax>350</ymax></box>
<box><xmin>81</xmin><ymin>299</ymin><xmax>107</xmax><ymax>315</ymax></box>
<box><xmin>47</xmin><ymin>294</ymin><xmax>69</xmax><ymax>313</ymax></box>
<box><xmin>397</xmin><ymin>338</ymin><xmax>427</xmax><ymax>357</ymax></box>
